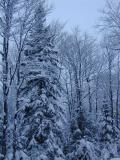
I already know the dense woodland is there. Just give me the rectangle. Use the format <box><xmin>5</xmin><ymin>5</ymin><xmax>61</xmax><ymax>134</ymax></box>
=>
<box><xmin>1</xmin><ymin>0</ymin><xmax>120</xmax><ymax>159</ymax></box>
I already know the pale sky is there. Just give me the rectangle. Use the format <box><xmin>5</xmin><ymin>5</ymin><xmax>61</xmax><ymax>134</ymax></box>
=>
<box><xmin>48</xmin><ymin>0</ymin><xmax>105</xmax><ymax>35</ymax></box>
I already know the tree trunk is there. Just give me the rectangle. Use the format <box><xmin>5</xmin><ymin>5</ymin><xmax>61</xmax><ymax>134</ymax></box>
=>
<box><xmin>1</xmin><ymin>1</ymin><xmax>14</xmax><ymax>157</ymax></box>
<box><xmin>116</xmin><ymin>54</ymin><xmax>120</xmax><ymax>128</ymax></box>
<box><xmin>95</xmin><ymin>77</ymin><xmax>98</xmax><ymax>115</ymax></box>
<box><xmin>109</xmin><ymin>60</ymin><xmax>114</xmax><ymax>125</ymax></box>
<box><xmin>107</xmin><ymin>47</ymin><xmax>114</xmax><ymax>125</ymax></box>
<box><xmin>2</xmin><ymin>37</ymin><xmax>9</xmax><ymax>159</ymax></box>
<box><xmin>13</xmin><ymin>114</ymin><xmax>17</xmax><ymax>160</ymax></box>
<box><xmin>87</xmin><ymin>79</ymin><xmax>92</xmax><ymax>112</ymax></box>
<box><xmin>13</xmin><ymin>62</ymin><xmax>20</xmax><ymax>160</ymax></box>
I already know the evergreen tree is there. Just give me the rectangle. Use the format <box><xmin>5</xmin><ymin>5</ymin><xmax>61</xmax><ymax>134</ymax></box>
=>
<box><xmin>18</xmin><ymin>1</ymin><xmax>65</xmax><ymax>159</ymax></box>
<box><xmin>65</xmin><ymin>109</ymin><xmax>99</xmax><ymax>160</ymax></box>
<box><xmin>100</xmin><ymin>97</ymin><xmax>114</xmax><ymax>142</ymax></box>
<box><xmin>100</xmin><ymin>96</ymin><xmax>118</xmax><ymax>159</ymax></box>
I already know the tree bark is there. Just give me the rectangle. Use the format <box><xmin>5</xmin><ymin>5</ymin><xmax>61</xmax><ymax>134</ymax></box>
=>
<box><xmin>2</xmin><ymin>36</ymin><xmax>9</xmax><ymax>160</ymax></box>
<box><xmin>116</xmin><ymin>54</ymin><xmax>120</xmax><ymax>128</ymax></box>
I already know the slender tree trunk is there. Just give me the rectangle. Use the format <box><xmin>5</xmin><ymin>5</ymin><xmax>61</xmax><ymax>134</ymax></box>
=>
<box><xmin>74</xmin><ymin>70</ymin><xmax>82</xmax><ymax>110</ymax></box>
<box><xmin>13</xmin><ymin>56</ymin><xmax>21</xmax><ymax>160</ymax></box>
<box><xmin>1</xmin><ymin>0</ymin><xmax>15</xmax><ymax>158</ymax></box>
<box><xmin>87</xmin><ymin>79</ymin><xmax>92</xmax><ymax>112</ymax></box>
<box><xmin>13</xmin><ymin>113</ymin><xmax>17</xmax><ymax>160</ymax></box>
<box><xmin>106</xmin><ymin>47</ymin><xmax>114</xmax><ymax>125</ymax></box>
<box><xmin>2</xmin><ymin>36</ymin><xmax>9</xmax><ymax>159</ymax></box>
<box><xmin>116</xmin><ymin>86</ymin><xmax>119</xmax><ymax>128</ymax></box>
<box><xmin>108</xmin><ymin>58</ymin><xmax>114</xmax><ymax>125</ymax></box>
<box><xmin>95</xmin><ymin>77</ymin><xmax>98</xmax><ymax>115</ymax></box>
<box><xmin>116</xmin><ymin>54</ymin><xmax>120</xmax><ymax>128</ymax></box>
<box><xmin>13</xmin><ymin>89</ymin><xmax>19</xmax><ymax>160</ymax></box>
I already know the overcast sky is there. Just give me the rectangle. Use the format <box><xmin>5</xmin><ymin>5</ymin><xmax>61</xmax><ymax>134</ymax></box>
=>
<box><xmin>48</xmin><ymin>0</ymin><xmax>105</xmax><ymax>35</ymax></box>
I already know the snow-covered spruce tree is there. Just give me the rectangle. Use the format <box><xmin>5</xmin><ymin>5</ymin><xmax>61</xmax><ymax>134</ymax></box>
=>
<box><xmin>100</xmin><ymin>96</ymin><xmax>118</xmax><ymax>159</ymax></box>
<box><xmin>100</xmin><ymin>96</ymin><xmax>115</xmax><ymax>143</ymax></box>
<box><xmin>65</xmin><ymin>109</ymin><xmax>99</xmax><ymax>160</ymax></box>
<box><xmin>18</xmin><ymin>1</ymin><xmax>65</xmax><ymax>159</ymax></box>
